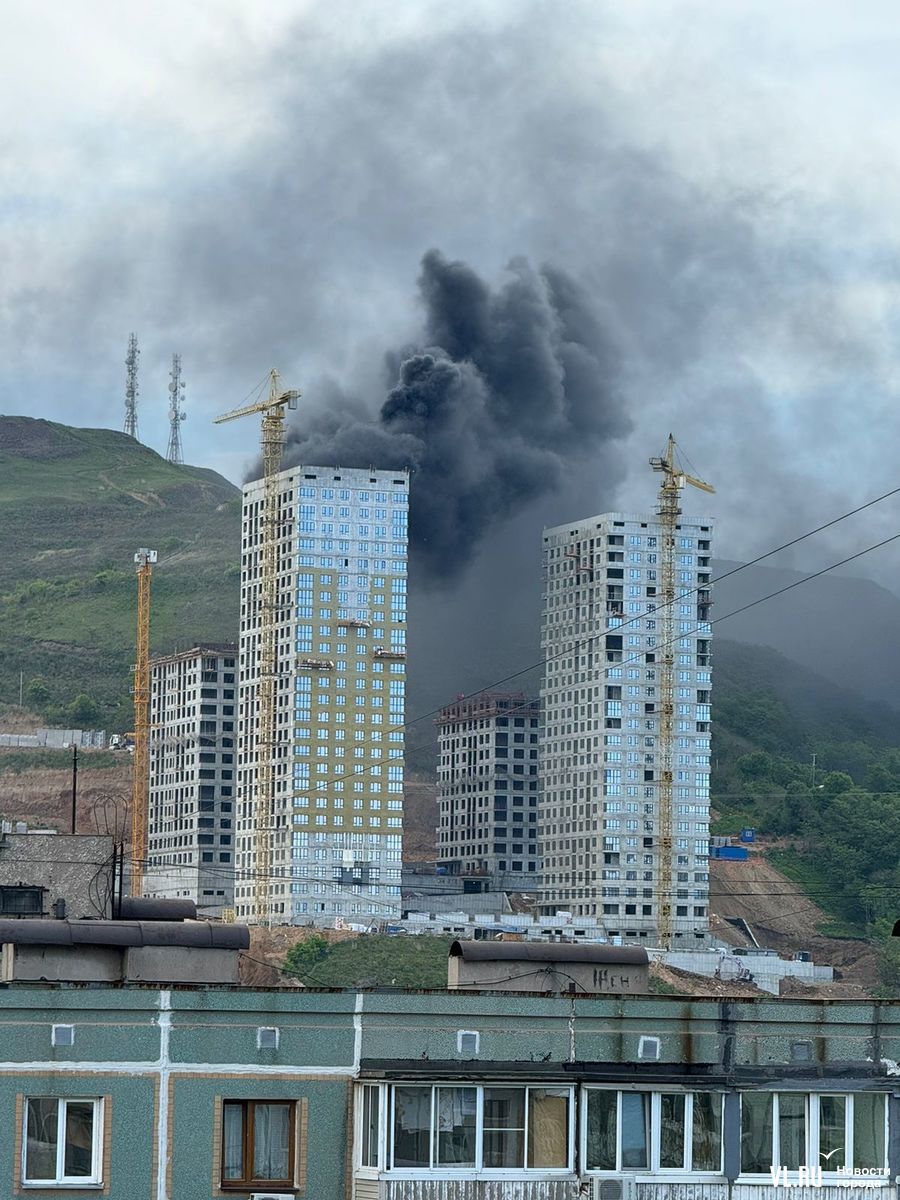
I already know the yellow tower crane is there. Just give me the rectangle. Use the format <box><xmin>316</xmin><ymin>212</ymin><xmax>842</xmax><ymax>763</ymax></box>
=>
<box><xmin>131</xmin><ymin>547</ymin><xmax>157</xmax><ymax>897</ymax></box>
<box><xmin>649</xmin><ymin>436</ymin><xmax>714</xmax><ymax>950</ymax></box>
<box><xmin>215</xmin><ymin>370</ymin><xmax>300</xmax><ymax>926</ymax></box>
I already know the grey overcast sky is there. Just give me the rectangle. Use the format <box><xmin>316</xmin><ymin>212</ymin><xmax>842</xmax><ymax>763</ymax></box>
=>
<box><xmin>4</xmin><ymin>0</ymin><xmax>900</xmax><ymax>586</ymax></box>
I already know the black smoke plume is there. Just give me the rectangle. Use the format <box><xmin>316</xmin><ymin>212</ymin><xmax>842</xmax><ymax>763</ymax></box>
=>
<box><xmin>281</xmin><ymin>249</ymin><xmax>632</xmax><ymax>581</ymax></box>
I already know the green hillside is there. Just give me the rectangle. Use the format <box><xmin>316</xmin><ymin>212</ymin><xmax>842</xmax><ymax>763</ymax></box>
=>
<box><xmin>284</xmin><ymin>934</ymin><xmax>453</xmax><ymax>988</ymax></box>
<box><xmin>0</xmin><ymin>416</ymin><xmax>241</xmax><ymax>728</ymax></box>
<box><xmin>713</xmin><ymin>640</ymin><xmax>900</xmax><ymax>785</ymax></box>
<box><xmin>710</xmin><ymin>639</ymin><xmax>900</xmax><ymax>985</ymax></box>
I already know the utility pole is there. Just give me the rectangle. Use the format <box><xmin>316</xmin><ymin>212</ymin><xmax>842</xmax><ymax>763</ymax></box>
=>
<box><xmin>131</xmin><ymin>548</ymin><xmax>157</xmax><ymax>896</ymax></box>
<box><xmin>70</xmin><ymin>743</ymin><xmax>78</xmax><ymax>834</ymax></box>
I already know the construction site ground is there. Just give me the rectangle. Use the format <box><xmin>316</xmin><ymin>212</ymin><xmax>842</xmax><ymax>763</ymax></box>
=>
<box><xmin>708</xmin><ymin>849</ymin><xmax>878</xmax><ymax>996</ymax></box>
<box><xmin>0</xmin><ymin>735</ymin><xmax>880</xmax><ymax>997</ymax></box>
<box><xmin>0</xmin><ymin>751</ymin><xmax>132</xmax><ymax>839</ymax></box>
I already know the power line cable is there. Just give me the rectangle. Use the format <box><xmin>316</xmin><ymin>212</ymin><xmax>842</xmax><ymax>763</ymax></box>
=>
<box><xmin>399</xmin><ymin>479</ymin><xmax>900</xmax><ymax>732</ymax></box>
<box><xmin>216</xmin><ymin>477</ymin><xmax>900</xmax><ymax>802</ymax></box>
<box><xmin>267</xmin><ymin>525</ymin><xmax>900</xmax><ymax>800</ymax></box>
<box><xmin>20</xmin><ymin>485</ymin><xmax>900</xmax><ymax>917</ymax></box>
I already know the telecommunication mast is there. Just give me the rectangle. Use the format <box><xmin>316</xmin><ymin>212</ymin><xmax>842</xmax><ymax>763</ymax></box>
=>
<box><xmin>166</xmin><ymin>354</ymin><xmax>186</xmax><ymax>465</ymax></box>
<box><xmin>124</xmin><ymin>334</ymin><xmax>140</xmax><ymax>440</ymax></box>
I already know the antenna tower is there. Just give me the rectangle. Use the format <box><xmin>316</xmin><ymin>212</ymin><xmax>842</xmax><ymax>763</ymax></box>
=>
<box><xmin>124</xmin><ymin>334</ymin><xmax>140</xmax><ymax>440</ymax></box>
<box><xmin>166</xmin><ymin>354</ymin><xmax>186</xmax><ymax>465</ymax></box>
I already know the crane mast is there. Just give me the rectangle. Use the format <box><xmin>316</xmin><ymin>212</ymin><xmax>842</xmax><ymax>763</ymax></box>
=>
<box><xmin>214</xmin><ymin>371</ymin><xmax>300</xmax><ymax>925</ymax></box>
<box><xmin>131</xmin><ymin>547</ymin><xmax>157</xmax><ymax>897</ymax></box>
<box><xmin>649</xmin><ymin>436</ymin><xmax>714</xmax><ymax>949</ymax></box>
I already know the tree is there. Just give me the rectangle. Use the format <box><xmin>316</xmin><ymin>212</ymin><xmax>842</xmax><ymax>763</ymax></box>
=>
<box><xmin>65</xmin><ymin>694</ymin><xmax>100</xmax><ymax>727</ymax></box>
<box><xmin>820</xmin><ymin>771</ymin><xmax>854</xmax><ymax>796</ymax></box>
<box><xmin>284</xmin><ymin>934</ymin><xmax>330</xmax><ymax>977</ymax></box>
<box><xmin>24</xmin><ymin>677</ymin><xmax>50</xmax><ymax>708</ymax></box>
<box><xmin>736</xmin><ymin>751</ymin><xmax>774</xmax><ymax>780</ymax></box>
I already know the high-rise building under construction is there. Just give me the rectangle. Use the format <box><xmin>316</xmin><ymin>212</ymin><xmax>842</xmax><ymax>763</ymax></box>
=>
<box><xmin>145</xmin><ymin>644</ymin><xmax>237</xmax><ymax>916</ymax></box>
<box><xmin>236</xmin><ymin>464</ymin><xmax>409</xmax><ymax>923</ymax></box>
<box><xmin>538</xmin><ymin>509</ymin><xmax>714</xmax><ymax>943</ymax></box>
<box><xmin>436</xmin><ymin>693</ymin><xmax>541</xmax><ymax>889</ymax></box>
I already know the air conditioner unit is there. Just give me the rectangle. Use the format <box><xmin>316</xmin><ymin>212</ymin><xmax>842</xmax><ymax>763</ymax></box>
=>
<box><xmin>591</xmin><ymin>1177</ymin><xmax>638</xmax><ymax>1200</ymax></box>
<box><xmin>250</xmin><ymin>1193</ymin><xmax>295</xmax><ymax>1200</ymax></box>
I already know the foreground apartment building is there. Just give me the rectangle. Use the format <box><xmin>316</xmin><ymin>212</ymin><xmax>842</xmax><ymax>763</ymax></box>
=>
<box><xmin>0</xmin><ymin>981</ymin><xmax>896</xmax><ymax>1198</ymax></box>
<box><xmin>540</xmin><ymin>509</ymin><xmax>714</xmax><ymax>941</ymax></box>
<box><xmin>238</xmin><ymin>464</ymin><xmax>409</xmax><ymax>923</ymax></box>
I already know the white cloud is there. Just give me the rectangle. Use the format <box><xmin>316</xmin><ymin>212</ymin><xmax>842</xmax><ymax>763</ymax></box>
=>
<box><xmin>2</xmin><ymin>0</ymin><xmax>900</xmax><ymax>584</ymax></box>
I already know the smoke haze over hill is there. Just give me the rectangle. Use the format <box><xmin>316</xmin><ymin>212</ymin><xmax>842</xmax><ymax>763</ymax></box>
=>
<box><xmin>6</xmin><ymin>2</ymin><xmax>900</xmax><ymax>720</ymax></box>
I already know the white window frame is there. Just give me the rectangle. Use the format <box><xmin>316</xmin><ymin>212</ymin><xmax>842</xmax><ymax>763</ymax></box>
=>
<box><xmin>580</xmin><ymin>1087</ymin><xmax>724</xmax><ymax>1178</ymax></box>
<box><xmin>371</xmin><ymin>1082</ymin><xmax>575</xmax><ymax>1179</ymax></box>
<box><xmin>355</xmin><ymin>1083</ymin><xmax>387</xmax><ymax>1175</ymax></box>
<box><xmin>738</xmin><ymin>1092</ymin><xmax>890</xmax><ymax>1182</ymax></box>
<box><xmin>22</xmin><ymin>1096</ymin><xmax>104</xmax><ymax>1188</ymax></box>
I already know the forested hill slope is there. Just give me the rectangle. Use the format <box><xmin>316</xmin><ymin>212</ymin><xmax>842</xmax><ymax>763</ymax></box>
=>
<box><xmin>712</xmin><ymin>638</ymin><xmax>900</xmax><ymax>983</ymax></box>
<box><xmin>713</xmin><ymin>557</ymin><xmax>900</xmax><ymax>708</ymax></box>
<box><xmin>712</xmin><ymin>637</ymin><xmax>900</xmax><ymax>831</ymax></box>
<box><xmin>0</xmin><ymin>416</ymin><xmax>242</xmax><ymax>727</ymax></box>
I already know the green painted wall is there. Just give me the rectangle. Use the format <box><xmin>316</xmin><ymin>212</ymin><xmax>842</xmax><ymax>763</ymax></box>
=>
<box><xmin>0</xmin><ymin>984</ymin><xmax>899</xmax><ymax>1198</ymax></box>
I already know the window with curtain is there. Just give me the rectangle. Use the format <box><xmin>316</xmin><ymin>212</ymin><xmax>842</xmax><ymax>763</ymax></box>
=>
<box><xmin>392</xmin><ymin>1086</ymin><xmax>432</xmax><ymax>1167</ymax></box>
<box><xmin>852</xmin><ymin>1094</ymin><xmax>886</xmax><ymax>1171</ymax></box>
<box><xmin>585</xmin><ymin>1090</ymin><xmax>722</xmax><ymax>1174</ymax></box>
<box><xmin>779</xmin><ymin>1094</ymin><xmax>806</xmax><ymax>1170</ymax></box>
<box><xmin>483</xmin><ymin>1088</ymin><xmax>526</xmax><ymax>1167</ymax></box>
<box><xmin>24</xmin><ymin>1097</ymin><xmax>101</xmax><ymax>1186</ymax></box>
<box><xmin>741</xmin><ymin>1093</ymin><xmax>775</xmax><ymax>1174</ymax></box>
<box><xmin>819</xmin><ymin>1096</ymin><xmax>845</xmax><ymax>1167</ymax></box>
<box><xmin>740</xmin><ymin>1093</ymin><xmax>887</xmax><ymax>1176</ymax></box>
<box><xmin>221</xmin><ymin>1100</ymin><xmax>294</xmax><ymax>1189</ymax></box>
<box><xmin>692</xmin><ymin>1091</ymin><xmax>722</xmax><ymax>1172</ymax></box>
<box><xmin>385</xmin><ymin>1084</ymin><xmax>573</xmax><ymax>1172</ymax></box>
<box><xmin>660</xmin><ymin>1094</ymin><xmax>686</xmax><ymax>1168</ymax></box>
<box><xmin>434</xmin><ymin>1087</ymin><xmax>477</xmax><ymax>1167</ymax></box>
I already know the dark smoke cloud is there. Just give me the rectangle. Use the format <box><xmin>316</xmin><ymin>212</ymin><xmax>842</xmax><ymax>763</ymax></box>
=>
<box><xmin>280</xmin><ymin>249</ymin><xmax>630</xmax><ymax>581</ymax></box>
<box><xmin>7</xmin><ymin>2</ymin><xmax>900</xmax><ymax>720</ymax></box>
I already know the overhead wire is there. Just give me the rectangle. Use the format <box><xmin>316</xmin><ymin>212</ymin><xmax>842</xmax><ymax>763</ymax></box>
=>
<box><xmin>12</xmin><ymin>481</ymin><xmax>900</xmax><ymax>918</ymax></box>
<box><xmin>400</xmin><ymin>477</ymin><xmax>900</xmax><ymax>732</ymax></box>
<box><xmin>255</xmin><ymin>521</ymin><xmax>900</xmax><ymax>802</ymax></box>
